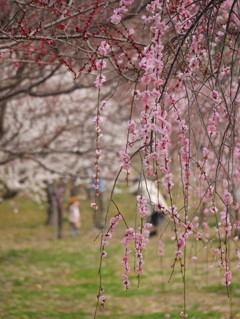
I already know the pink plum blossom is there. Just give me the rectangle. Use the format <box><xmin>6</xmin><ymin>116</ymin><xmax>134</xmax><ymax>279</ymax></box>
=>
<box><xmin>98</xmin><ymin>41</ymin><xmax>110</xmax><ymax>55</ymax></box>
<box><xmin>96</xmin><ymin>59</ymin><xmax>107</xmax><ymax>70</ymax></box>
<box><xmin>223</xmin><ymin>190</ymin><xmax>233</xmax><ymax>206</ymax></box>
<box><xmin>90</xmin><ymin>203</ymin><xmax>98</xmax><ymax>210</ymax></box>
<box><xmin>127</xmin><ymin>120</ymin><xmax>136</xmax><ymax>133</ymax></box>
<box><xmin>180</xmin><ymin>311</ymin><xmax>188</xmax><ymax>318</ymax></box>
<box><xmin>120</xmin><ymin>0</ymin><xmax>133</xmax><ymax>5</ymax></box>
<box><xmin>224</xmin><ymin>270</ymin><xmax>232</xmax><ymax>286</ymax></box>
<box><xmin>111</xmin><ymin>14</ymin><xmax>121</xmax><ymax>24</ymax></box>
<box><xmin>211</xmin><ymin>90</ymin><xmax>219</xmax><ymax>100</ymax></box>
<box><xmin>94</xmin><ymin>74</ymin><xmax>106</xmax><ymax>88</ymax></box>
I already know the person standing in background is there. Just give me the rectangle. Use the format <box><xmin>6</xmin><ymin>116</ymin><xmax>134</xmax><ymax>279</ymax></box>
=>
<box><xmin>129</xmin><ymin>178</ymin><xmax>168</xmax><ymax>237</ymax></box>
<box><xmin>68</xmin><ymin>196</ymin><xmax>81</xmax><ymax>237</ymax></box>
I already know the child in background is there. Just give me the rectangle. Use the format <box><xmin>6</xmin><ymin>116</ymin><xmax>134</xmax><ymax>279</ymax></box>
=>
<box><xmin>68</xmin><ymin>196</ymin><xmax>81</xmax><ymax>237</ymax></box>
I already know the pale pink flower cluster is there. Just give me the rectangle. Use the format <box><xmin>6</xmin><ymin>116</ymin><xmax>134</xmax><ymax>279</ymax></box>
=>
<box><xmin>100</xmin><ymin>215</ymin><xmax>122</xmax><ymax>259</ymax></box>
<box><xmin>95</xmin><ymin>59</ymin><xmax>107</xmax><ymax>70</ymax></box>
<box><xmin>141</xmin><ymin>222</ymin><xmax>153</xmax><ymax>238</ymax></box>
<box><xmin>122</xmin><ymin>252</ymin><xmax>131</xmax><ymax>288</ymax></box>
<box><xmin>93</xmin><ymin>116</ymin><xmax>103</xmax><ymax>125</ymax></box>
<box><xmin>223</xmin><ymin>190</ymin><xmax>233</xmax><ymax>206</ymax></box>
<box><xmin>203</xmin><ymin>147</ymin><xmax>210</xmax><ymax>160</ymax></box>
<box><xmin>176</xmin><ymin>114</ymin><xmax>190</xmax><ymax>196</ymax></box>
<box><xmin>101</xmin><ymin>242</ymin><xmax>108</xmax><ymax>259</ymax></box>
<box><xmin>233</xmin><ymin>220</ymin><xmax>240</xmax><ymax>230</ymax></box>
<box><xmin>216</xmin><ymin>227</ymin><xmax>225</xmax><ymax>240</ymax></box>
<box><xmin>174</xmin><ymin>0</ymin><xmax>195</xmax><ymax>32</ymax></box>
<box><xmin>128</xmin><ymin>1</ymin><xmax>173</xmax><ymax>194</ymax></box>
<box><xmin>119</xmin><ymin>148</ymin><xmax>131</xmax><ymax>170</ymax></box>
<box><xmin>137</xmin><ymin>195</ymin><xmax>148</xmax><ymax>217</ymax></box>
<box><xmin>101</xmin><ymin>233</ymin><xmax>112</xmax><ymax>258</ymax></box>
<box><xmin>185</xmin><ymin>221</ymin><xmax>193</xmax><ymax>234</ymax></box>
<box><xmin>198</xmin><ymin>147</ymin><xmax>210</xmax><ymax>180</ymax></box>
<box><xmin>233</xmin><ymin>203</ymin><xmax>239</xmax><ymax>210</ymax></box>
<box><xmin>122</xmin><ymin>228</ymin><xmax>134</xmax><ymax>289</ymax></box>
<box><xmin>224</xmin><ymin>270</ymin><xmax>232</xmax><ymax>286</ymax></box>
<box><xmin>180</xmin><ymin>31</ymin><xmax>206</xmax><ymax>76</ymax></box>
<box><xmin>94</xmin><ymin>74</ymin><xmax>106</xmax><ymax>88</ymax></box>
<box><xmin>219</xmin><ymin>211</ymin><xmax>232</xmax><ymax>237</ymax></box>
<box><xmin>110</xmin><ymin>0</ymin><xmax>133</xmax><ymax>25</ymax></box>
<box><xmin>146</xmin><ymin>1</ymin><xmax>162</xmax><ymax>15</ymax></box>
<box><xmin>169</xmin><ymin>205</ymin><xmax>179</xmax><ymax>222</ymax></box>
<box><xmin>137</xmin><ymin>99</ymin><xmax>172</xmax><ymax>180</ymax></box>
<box><xmin>92</xmin><ymin>100</ymin><xmax>106</xmax><ymax>197</ymax></box>
<box><xmin>135</xmin><ymin>232</ymin><xmax>146</xmax><ymax>274</ymax></box>
<box><xmin>98</xmin><ymin>41</ymin><xmax>110</xmax><ymax>56</ymax></box>
<box><xmin>180</xmin><ymin>311</ymin><xmax>188</xmax><ymax>318</ymax></box>
<box><xmin>158</xmin><ymin>239</ymin><xmax>164</xmax><ymax>257</ymax></box>
<box><xmin>90</xmin><ymin>202</ymin><xmax>98</xmax><ymax>210</ymax></box>
<box><xmin>195</xmin><ymin>232</ymin><xmax>202</xmax><ymax>241</ymax></box>
<box><xmin>154</xmin><ymin>201</ymin><xmax>166</xmax><ymax>212</ymax></box>
<box><xmin>96</xmin><ymin>148</ymin><xmax>101</xmax><ymax>155</ymax></box>
<box><xmin>109</xmin><ymin>214</ymin><xmax>123</xmax><ymax>230</ymax></box>
<box><xmin>92</xmin><ymin>179</ymin><xmax>99</xmax><ymax>190</ymax></box>
<box><xmin>121</xmin><ymin>225</ymin><xmax>150</xmax><ymax>288</ymax></box>
<box><xmin>127</xmin><ymin>120</ymin><xmax>136</xmax><ymax>133</ymax></box>
<box><xmin>189</xmin><ymin>35</ymin><xmax>207</xmax><ymax>72</ymax></box>
<box><xmin>93</xmin><ymin>101</ymin><xmax>105</xmax><ymax>150</ymax></box>
<box><xmin>128</xmin><ymin>28</ymin><xmax>135</xmax><ymax>35</ymax></box>
<box><xmin>143</xmin><ymin>153</ymin><xmax>158</xmax><ymax>177</ymax></box>
<box><xmin>109</xmin><ymin>0</ymin><xmax>240</xmax><ymax>298</ymax></box>
<box><xmin>208</xmin><ymin>107</ymin><xmax>219</xmax><ymax>137</ymax></box>
<box><xmin>175</xmin><ymin>232</ymin><xmax>188</xmax><ymax>259</ymax></box>
<box><xmin>210</xmin><ymin>206</ymin><xmax>218</xmax><ymax>214</ymax></box>
<box><xmin>211</xmin><ymin>90</ymin><xmax>220</xmax><ymax>102</ymax></box>
<box><xmin>207</xmin><ymin>185</ymin><xmax>214</xmax><ymax>199</ymax></box>
<box><xmin>111</xmin><ymin>6</ymin><xmax>127</xmax><ymax>24</ymax></box>
<box><xmin>97</xmin><ymin>288</ymin><xmax>106</xmax><ymax>307</ymax></box>
<box><xmin>127</xmin><ymin>119</ymin><xmax>138</xmax><ymax>146</ymax></box>
<box><xmin>122</xmin><ymin>228</ymin><xmax>135</xmax><ymax>247</ymax></box>
<box><xmin>120</xmin><ymin>0</ymin><xmax>133</xmax><ymax>5</ymax></box>
<box><xmin>162</xmin><ymin>173</ymin><xmax>174</xmax><ymax>190</ymax></box>
<box><xmin>208</xmin><ymin>124</ymin><xmax>216</xmax><ymax>135</ymax></box>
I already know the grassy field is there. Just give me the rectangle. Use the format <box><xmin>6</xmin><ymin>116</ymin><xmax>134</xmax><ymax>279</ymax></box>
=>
<box><xmin>0</xmin><ymin>189</ymin><xmax>240</xmax><ymax>319</ymax></box>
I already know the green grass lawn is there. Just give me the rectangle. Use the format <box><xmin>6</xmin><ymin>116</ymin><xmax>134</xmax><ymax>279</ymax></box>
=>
<box><xmin>0</xmin><ymin>190</ymin><xmax>240</xmax><ymax>319</ymax></box>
